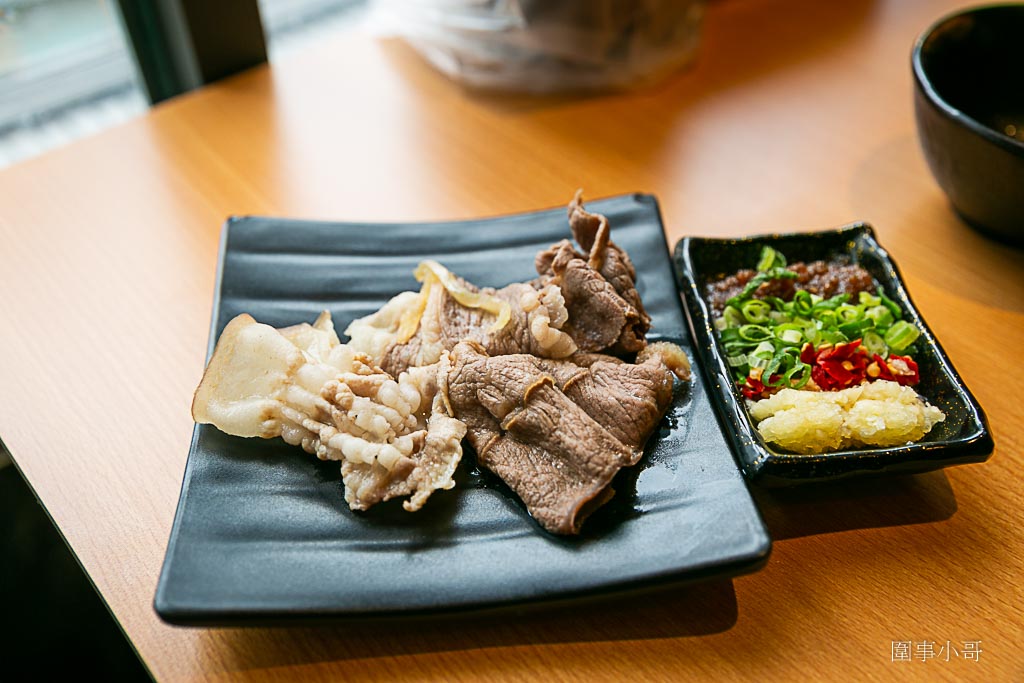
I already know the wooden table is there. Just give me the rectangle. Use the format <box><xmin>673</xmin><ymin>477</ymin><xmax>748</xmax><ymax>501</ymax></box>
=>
<box><xmin>1</xmin><ymin>0</ymin><xmax>1021</xmax><ymax>680</ymax></box>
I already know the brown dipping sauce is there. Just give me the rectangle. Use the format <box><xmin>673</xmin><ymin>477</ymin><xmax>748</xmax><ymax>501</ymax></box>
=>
<box><xmin>706</xmin><ymin>259</ymin><xmax>876</xmax><ymax>315</ymax></box>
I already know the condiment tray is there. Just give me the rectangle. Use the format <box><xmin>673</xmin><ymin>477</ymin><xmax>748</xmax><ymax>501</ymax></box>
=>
<box><xmin>673</xmin><ymin>223</ymin><xmax>993</xmax><ymax>486</ymax></box>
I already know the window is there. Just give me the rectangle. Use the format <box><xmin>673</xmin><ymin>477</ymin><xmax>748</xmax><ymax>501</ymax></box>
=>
<box><xmin>0</xmin><ymin>0</ymin><xmax>366</xmax><ymax>170</ymax></box>
<box><xmin>0</xmin><ymin>0</ymin><xmax>144</xmax><ymax>167</ymax></box>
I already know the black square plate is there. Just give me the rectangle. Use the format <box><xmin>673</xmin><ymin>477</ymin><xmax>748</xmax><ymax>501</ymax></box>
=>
<box><xmin>155</xmin><ymin>194</ymin><xmax>771</xmax><ymax>625</ymax></box>
<box><xmin>674</xmin><ymin>223</ymin><xmax>993</xmax><ymax>487</ymax></box>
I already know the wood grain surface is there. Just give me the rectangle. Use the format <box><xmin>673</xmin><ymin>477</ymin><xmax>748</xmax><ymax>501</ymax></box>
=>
<box><xmin>1</xmin><ymin>0</ymin><xmax>1021</xmax><ymax>680</ymax></box>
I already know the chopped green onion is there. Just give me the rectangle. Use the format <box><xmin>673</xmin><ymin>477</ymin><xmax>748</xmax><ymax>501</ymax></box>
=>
<box><xmin>781</xmin><ymin>344</ymin><xmax>802</xmax><ymax>358</ymax></box>
<box><xmin>774</xmin><ymin>323</ymin><xmax>805</xmax><ymax>345</ymax></box>
<box><xmin>812</xmin><ymin>293</ymin><xmax>850</xmax><ymax>311</ymax></box>
<box><xmin>865</xmin><ymin>305</ymin><xmax>894</xmax><ymax>330</ymax></box>
<box><xmin>862</xmin><ymin>330</ymin><xmax>888</xmax><ymax>357</ymax></box>
<box><xmin>792</xmin><ymin>290</ymin><xmax>813</xmax><ymax>316</ymax></box>
<box><xmin>782</xmin><ymin>362</ymin><xmax>811</xmax><ymax>389</ymax></box>
<box><xmin>818</xmin><ymin>329</ymin><xmax>847</xmax><ymax>345</ymax></box>
<box><xmin>747</xmin><ymin>341</ymin><xmax>775</xmax><ymax>368</ymax></box>
<box><xmin>800</xmin><ymin>320</ymin><xmax>820</xmax><ymax>346</ymax></box>
<box><xmin>879</xmin><ymin>290</ymin><xmax>902</xmax><ymax>320</ymax></box>
<box><xmin>836</xmin><ymin>304</ymin><xmax>862</xmax><ymax>323</ymax></box>
<box><xmin>858</xmin><ymin>292</ymin><xmax>881</xmax><ymax>307</ymax></box>
<box><xmin>756</xmin><ymin>246</ymin><xmax>787</xmax><ymax>272</ymax></box>
<box><xmin>838</xmin><ymin>318</ymin><xmax>872</xmax><ymax>339</ymax></box>
<box><xmin>722</xmin><ymin>305</ymin><xmax>744</xmax><ymax>328</ymax></box>
<box><xmin>723</xmin><ymin>344</ymin><xmax>748</xmax><ymax>360</ymax></box>
<box><xmin>726</xmin><ymin>354</ymin><xmax>748</xmax><ymax>368</ymax></box>
<box><xmin>739</xmin><ymin>324</ymin><xmax>773</xmax><ymax>342</ymax></box>
<box><xmin>884</xmin><ymin>320</ymin><xmax>920</xmax><ymax>351</ymax></box>
<box><xmin>763</xmin><ymin>353</ymin><xmax>783</xmax><ymax>379</ymax></box>
<box><xmin>741</xmin><ymin>299</ymin><xmax>772</xmax><ymax>324</ymax></box>
<box><xmin>816</xmin><ymin>310</ymin><xmax>838</xmax><ymax>329</ymax></box>
<box><xmin>781</xmin><ymin>330</ymin><xmax>804</xmax><ymax>345</ymax></box>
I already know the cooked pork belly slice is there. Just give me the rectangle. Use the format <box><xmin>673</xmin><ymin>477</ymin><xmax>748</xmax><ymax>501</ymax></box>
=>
<box><xmin>535</xmin><ymin>191</ymin><xmax>652</xmax><ymax>354</ymax></box>
<box><xmin>444</xmin><ymin>340</ymin><xmax>689</xmax><ymax>535</ymax></box>
<box><xmin>278</xmin><ymin>310</ymin><xmax>342</xmax><ymax>362</ymax></box>
<box><xmin>192</xmin><ymin>312</ymin><xmax>465</xmax><ymax>512</ymax></box>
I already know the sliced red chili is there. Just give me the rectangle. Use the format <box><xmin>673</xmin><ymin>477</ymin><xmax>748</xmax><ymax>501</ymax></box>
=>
<box><xmin>746</xmin><ymin>341</ymin><xmax>919</xmax><ymax>398</ymax></box>
<box><xmin>886</xmin><ymin>354</ymin><xmax>920</xmax><ymax>385</ymax></box>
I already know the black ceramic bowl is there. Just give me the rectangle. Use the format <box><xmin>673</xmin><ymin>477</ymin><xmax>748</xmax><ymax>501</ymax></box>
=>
<box><xmin>912</xmin><ymin>4</ymin><xmax>1024</xmax><ymax>245</ymax></box>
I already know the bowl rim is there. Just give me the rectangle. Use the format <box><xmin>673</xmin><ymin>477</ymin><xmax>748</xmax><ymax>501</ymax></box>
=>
<box><xmin>912</xmin><ymin>2</ymin><xmax>1024</xmax><ymax>157</ymax></box>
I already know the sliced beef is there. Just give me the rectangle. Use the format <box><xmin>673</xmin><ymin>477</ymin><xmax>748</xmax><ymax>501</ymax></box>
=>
<box><xmin>534</xmin><ymin>191</ymin><xmax>652</xmax><ymax>354</ymax></box>
<box><xmin>538</xmin><ymin>343</ymin><xmax>688</xmax><ymax>452</ymax></box>
<box><xmin>444</xmin><ymin>340</ymin><xmax>689</xmax><ymax>535</ymax></box>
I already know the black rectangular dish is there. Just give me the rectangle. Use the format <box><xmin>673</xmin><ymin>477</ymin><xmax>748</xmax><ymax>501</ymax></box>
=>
<box><xmin>155</xmin><ymin>193</ymin><xmax>771</xmax><ymax>625</ymax></box>
<box><xmin>674</xmin><ymin>223</ymin><xmax>993</xmax><ymax>486</ymax></box>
